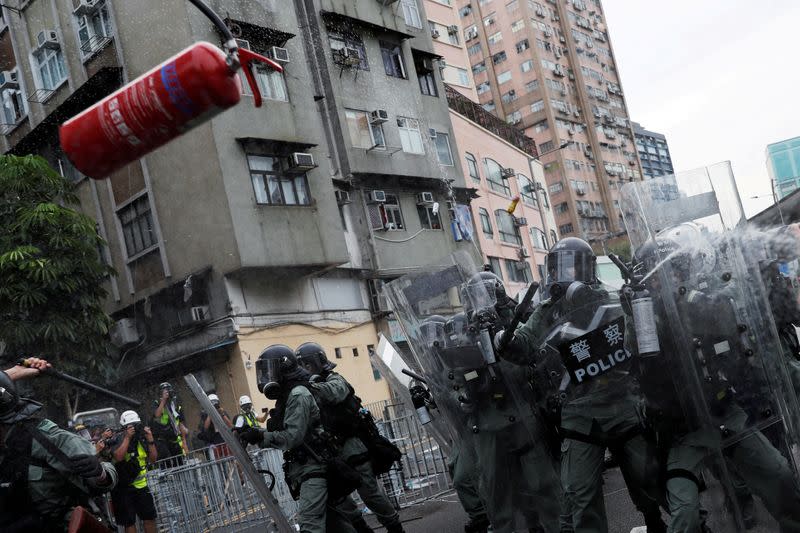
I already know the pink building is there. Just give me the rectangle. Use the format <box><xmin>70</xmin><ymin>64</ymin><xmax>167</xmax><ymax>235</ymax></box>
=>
<box><xmin>424</xmin><ymin>0</ymin><xmax>557</xmax><ymax>292</ymax></box>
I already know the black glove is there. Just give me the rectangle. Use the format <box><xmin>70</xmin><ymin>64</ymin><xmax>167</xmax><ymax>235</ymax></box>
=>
<box><xmin>72</xmin><ymin>454</ymin><xmax>103</xmax><ymax>479</ymax></box>
<box><xmin>239</xmin><ymin>427</ymin><xmax>264</xmax><ymax>445</ymax></box>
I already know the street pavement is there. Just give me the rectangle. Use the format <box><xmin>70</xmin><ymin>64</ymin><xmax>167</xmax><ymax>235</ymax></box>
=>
<box><xmin>365</xmin><ymin>466</ymin><xmax>780</xmax><ymax>533</ymax></box>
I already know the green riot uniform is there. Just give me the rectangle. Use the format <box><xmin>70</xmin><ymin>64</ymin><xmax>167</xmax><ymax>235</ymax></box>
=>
<box><xmin>448</xmin><ymin>437</ymin><xmax>486</xmax><ymax>524</ymax></box>
<box><xmin>260</xmin><ymin>383</ymin><xmax>355</xmax><ymax>533</ymax></box>
<box><xmin>507</xmin><ymin>286</ymin><xmax>662</xmax><ymax>533</ymax></box>
<box><xmin>311</xmin><ymin>372</ymin><xmax>403</xmax><ymax>532</ymax></box>
<box><xmin>1</xmin><ymin>418</ymin><xmax>118</xmax><ymax>530</ymax></box>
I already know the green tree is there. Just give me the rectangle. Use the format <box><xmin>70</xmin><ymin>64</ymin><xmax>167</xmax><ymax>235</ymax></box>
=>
<box><xmin>0</xmin><ymin>155</ymin><xmax>115</xmax><ymax>417</ymax></box>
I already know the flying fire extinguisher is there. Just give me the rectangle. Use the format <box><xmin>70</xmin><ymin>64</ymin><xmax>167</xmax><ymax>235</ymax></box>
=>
<box><xmin>59</xmin><ymin>0</ymin><xmax>281</xmax><ymax>179</ymax></box>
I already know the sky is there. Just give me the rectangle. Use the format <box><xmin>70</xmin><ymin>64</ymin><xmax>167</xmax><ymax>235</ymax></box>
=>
<box><xmin>602</xmin><ymin>0</ymin><xmax>800</xmax><ymax>218</ymax></box>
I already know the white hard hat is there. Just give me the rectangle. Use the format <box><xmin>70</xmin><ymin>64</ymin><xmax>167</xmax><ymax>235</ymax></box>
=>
<box><xmin>208</xmin><ymin>393</ymin><xmax>220</xmax><ymax>404</ymax></box>
<box><xmin>120</xmin><ymin>410</ymin><xmax>141</xmax><ymax>426</ymax></box>
<box><xmin>239</xmin><ymin>395</ymin><xmax>252</xmax><ymax>407</ymax></box>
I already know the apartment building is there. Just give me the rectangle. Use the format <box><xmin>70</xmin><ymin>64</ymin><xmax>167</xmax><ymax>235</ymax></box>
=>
<box><xmin>455</xmin><ymin>0</ymin><xmax>644</xmax><ymax>243</ymax></box>
<box><xmin>766</xmin><ymin>136</ymin><xmax>800</xmax><ymax>200</ymax></box>
<box><xmin>424</xmin><ymin>0</ymin><xmax>557</xmax><ymax>293</ymax></box>
<box><xmin>0</xmin><ymin>0</ymin><xmax>472</xmax><ymax>425</ymax></box>
<box><xmin>632</xmin><ymin>121</ymin><xmax>674</xmax><ymax>180</ymax></box>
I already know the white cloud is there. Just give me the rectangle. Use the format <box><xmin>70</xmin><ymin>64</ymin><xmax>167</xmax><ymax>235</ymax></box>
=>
<box><xmin>603</xmin><ymin>0</ymin><xmax>800</xmax><ymax>217</ymax></box>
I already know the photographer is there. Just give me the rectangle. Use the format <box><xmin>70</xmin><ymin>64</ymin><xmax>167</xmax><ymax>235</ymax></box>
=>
<box><xmin>151</xmin><ymin>382</ymin><xmax>188</xmax><ymax>464</ymax></box>
<box><xmin>198</xmin><ymin>393</ymin><xmax>233</xmax><ymax>459</ymax></box>
<box><xmin>111</xmin><ymin>410</ymin><xmax>158</xmax><ymax>533</ymax></box>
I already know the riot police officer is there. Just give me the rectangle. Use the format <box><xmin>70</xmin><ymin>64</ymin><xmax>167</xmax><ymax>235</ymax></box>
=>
<box><xmin>239</xmin><ymin>344</ymin><xmax>356</xmax><ymax>533</ymax></box>
<box><xmin>296</xmin><ymin>341</ymin><xmax>404</xmax><ymax>533</ymax></box>
<box><xmin>499</xmin><ymin>237</ymin><xmax>663</xmax><ymax>533</ymax></box>
<box><xmin>0</xmin><ymin>359</ymin><xmax>118</xmax><ymax>531</ymax></box>
<box><xmin>628</xmin><ymin>235</ymin><xmax>800</xmax><ymax>532</ymax></box>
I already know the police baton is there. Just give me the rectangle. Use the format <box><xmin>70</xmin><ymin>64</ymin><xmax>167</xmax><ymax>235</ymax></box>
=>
<box><xmin>497</xmin><ymin>281</ymin><xmax>539</xmax><ymax>354</ymax></box>
<box><xmin>19</xmin><ymin>359</ymin><xmax>141</xmax><ymax>408</ymax></box>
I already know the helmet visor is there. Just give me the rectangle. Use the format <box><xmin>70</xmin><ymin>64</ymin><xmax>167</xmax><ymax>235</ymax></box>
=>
<box><xmin>256</xmin><ymin>358</ymin><xmax>281</xmax><ymax>398</ymax></box>
<box><xmin>546</xmin><ymin>250</ymin><xmax>594</xmax><ymax>285</ymax></box>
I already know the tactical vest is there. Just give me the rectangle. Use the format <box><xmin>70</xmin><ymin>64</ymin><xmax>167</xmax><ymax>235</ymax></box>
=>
<box><xmin>316</xmin><ymin>376</ymin><xmax>364</xmax><ymax>440</ymax></box>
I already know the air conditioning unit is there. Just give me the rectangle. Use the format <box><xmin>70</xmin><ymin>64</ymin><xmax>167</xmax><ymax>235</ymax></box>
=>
<box><xmin>335</xmin><ymin>47</ymin><xmax>362</xmax><ymax>67</ymax></box>
<box><xmin>573</xmin><ymin>109</ymin><xmax>580</xmax><ymax>117</ymax></box>
<box><xmin>576</xmin><ymin>188</ymin><xmax>586</xmax><ymax>196</ymax></box>
<box><xmin>466</xmin><ymin>29</ymin><xmax>478</xmax><ymax>40</ymax></box>
<box><xmin>268</xmin><ymin>46</ymin><xmax>290</xmax><ymax>63</ymax></box>
<box><xmin>498</xmin><ymin>167</ymin><xmax>514</xmax><ymax>179</ymax></box>
<box><xmin>554</xmin><ymin>65</ymin><xmax>565</xmax><ymax>77</ymax></box>
<box><xmin>428</xmin><ymin>128</ymin><xmax>438</xmax><ymax>139</ymax></box>
<box><xmin>335</xmin><ymin>190</ymin><xmax>351</xmax><ymax>204</ymax></box>
<box><xmin>421</xmin><ymin>58</ymin><xmax>435</xmax><ymax>72</ymax></box>
<box><xmin>518</xmin><ymin>248</ymin><xmax>531</xmax><ymax>259</ymax></box>
<box><xmin>586</xmin><ymin>40</ymin><xmax>593</xmax><ymax>48</ymax></box>
<box><xmin>544</xmin><ymin>29</ymin><xmax>552</xmax><ymax>38</ymax></box>
<box><xmin>431</xmin><ymin>29</ymin><xmax>440</xmax><ymax>39</ymax></box>
<box><xmin>288</xmin><ymin>152</ymin><xmax>316</xmax><ymax>172</ymax></box>
<box><xmin>535</xmin><ymin>7</ymin><xmax>545</xmax><ymax>17</ymax></box>
<box><xmin>72</xmin><ymin>0</ymin><xmax>100</xmax><ymax>15</ymax></box>
<box><xmin>560</xmin><ymin>36</ymin><xmax>566</xmax><ymax>43</ymax></box>
<box><xmin>235</xmin><ymin>38</ymin><xmax>251</xmax><ymax>50</ymax></box>
<box><xmin>109</xmin><ymin>318</ymin><xmax>140</xmax><ymax>348</ymax></box>
<box><xmin>417</xmin><ymin>191</ymin><xmax>434</xmax><ymax>204</ymax></box>
<box><xmin>190</xmin><ymin>305</ymin><xmax>210</xmax><ymax>322</ymax></box>
<box><xmin>567</xmin><ymin>128</ymin><xmax>576</xmax><ymax>136</ymax></box>
<box><xmin>370</xmin><ymin>190</ymin><xmax>387</xmax><ymax>203</ymax></box>
<box><xmin>0</xmin><ymin>69</ymin><xmax>19</xmax><ymax>90</ymax></box>
<box><xmin>447</xmin><ymin>25</ymin><xmax>459</xmax><ymax>34</ymax></box>
<box><xmin>36</xmin><ymin>30</ymin><xmax>59</xmax><ymax>50</ymax></box>
<box><xmin>370</xmin><ymin>109</ymin><xmax>389</xmax><ymax>124</ymax></box>
<box><xmin>514</xmin><ymin>217</ymin><xmax>528</xmax><ymax>226</ymax></box>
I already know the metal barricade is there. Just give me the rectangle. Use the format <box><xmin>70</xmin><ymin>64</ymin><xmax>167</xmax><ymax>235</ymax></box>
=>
<box><xmin>145</xmin><ymin>406</ymin><xmax>455</xmax><ymax>532</ymax></box>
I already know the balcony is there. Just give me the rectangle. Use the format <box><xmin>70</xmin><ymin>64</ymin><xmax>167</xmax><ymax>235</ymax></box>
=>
<box><xmin>445</xmin><ymin>85</ymin><xmax>538</xmax><ymax>158</ymax></box>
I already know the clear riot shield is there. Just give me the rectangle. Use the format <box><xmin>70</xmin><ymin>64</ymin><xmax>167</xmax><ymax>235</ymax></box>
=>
<box><xmin>619</xmin><ymin>162</ymin><xmax>800</xmax><ymax>531</ymax></box>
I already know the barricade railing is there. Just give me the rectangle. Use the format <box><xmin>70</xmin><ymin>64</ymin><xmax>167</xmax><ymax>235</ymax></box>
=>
<box><xmin>145</xmin><ymin>406</ymin><xmax>453</xmax><ymax>532</ymax></box>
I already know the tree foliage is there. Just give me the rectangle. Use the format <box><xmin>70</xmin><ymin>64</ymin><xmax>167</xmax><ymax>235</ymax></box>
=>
<box><xmin>0</xmin><ymin>155</ymin><xmax>115</xmax><ymax>393</ymax></box>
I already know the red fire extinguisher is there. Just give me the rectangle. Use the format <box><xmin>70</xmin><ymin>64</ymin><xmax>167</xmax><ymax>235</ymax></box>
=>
<box><xmin>59</xmin><ymin>41</ymin><xmax>281</xmax><ymax>179</ymax></box>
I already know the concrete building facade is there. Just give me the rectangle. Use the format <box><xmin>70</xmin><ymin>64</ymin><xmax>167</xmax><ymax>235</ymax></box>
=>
<box><xmin>454</xmin><ymin>0</ymin><xmax>644</xmax><ymax>243</ymax></box>
<box><xmin>424</xmin><ymin>0</ymin><xmax>556</xmax><ymax>291</ymax></box>
<box><xmin>0</xmin><ymin>0</ymin><xmax>474</xmax><ymax>428</ymax></box>
<box><xmin>767</xmin><ymin>136</ymin><xmax>800</xmax><ymax>200</ymax></box>
<box><xmin>632</xmin><ymin>121</ymin><xmax>674</xmax><ymax>180</ymax></box>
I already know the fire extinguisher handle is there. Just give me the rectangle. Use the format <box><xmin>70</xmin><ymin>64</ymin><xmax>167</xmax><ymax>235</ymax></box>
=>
<box><xmin>237</xmin><ymin>48</ymin><xmax>283</xmax><ymax>108</ymax></box>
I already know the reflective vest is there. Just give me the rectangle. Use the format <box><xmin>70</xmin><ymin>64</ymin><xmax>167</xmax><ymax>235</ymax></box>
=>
<box><xmin>241</xmin><ymin>411</ymin><xmax>259</xmax><ymax>428</ymax></box>
<box><xmin>125</xmin><ymin>442</ymin><xmax>148</xmax><ymax>489</ymax></box>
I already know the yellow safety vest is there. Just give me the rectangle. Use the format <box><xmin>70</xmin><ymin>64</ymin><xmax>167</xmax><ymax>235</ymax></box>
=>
<box><xmin>125</xmin><ymin>441</ymin><xmax>148</xmax><ymax>489</ymax></box>
<box><xmin>242</xmin><ymin>411</ymin><xmax>259</xmax><ymax>428</ymax></box>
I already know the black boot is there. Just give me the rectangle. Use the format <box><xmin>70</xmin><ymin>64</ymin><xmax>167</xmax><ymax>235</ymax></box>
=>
<box><xmin>464</xmin><ymin>514</ymin><xmax>490</xmax><ymax>533</ymax></box>
<box><xmin>351</xmin><ymin>516</ymin><xmax>374</xmax><ymax>533</ymax></box>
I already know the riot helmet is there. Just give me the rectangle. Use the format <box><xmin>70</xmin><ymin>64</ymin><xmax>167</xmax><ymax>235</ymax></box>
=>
<box><xmin>419</xmin><ymin>315</ymin><xmax>447</xmax><ymax>349</ymax></box>
<box><xmin>0</xmin><ymin>371</ymin><xmax>42</xmax><ymax>424</ymax></box>
<box><xmin>657</xmin><ymin>222</ymin><xmax>716</xmax><ymax>282</ymax></box>
<box><xmin>545</xmin><ymin>237</ymin><xmax>596</xmax><ymax>299</ymax></box>
<box><xmin>462</xmin><ymin>271</ymin><xmax>506</xmax><ymax>314</ymax></box>
<box><xmin>256</xmin><ymin>344</ymin><xmax>306</xmax><ymax>400</ymax></box>
<box><xmin>295</xmin><ymin>342</ymin><xmax>336</xmax><ymax>376</ymax></box>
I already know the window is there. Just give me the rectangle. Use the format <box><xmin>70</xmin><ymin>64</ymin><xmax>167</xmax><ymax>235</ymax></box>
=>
<box><xmin>248</xmin><ymin>154</ymin><xmax>312</xmax><ymax>206</ymax></box>
<box><xmin>488</xmin><ymin>256</ymin><xmax>503</xmax><ymax>279</ymax></box>
<box><xmin>444</xmin><ymin>66</ymin><xmax>470</xmax><ymax>86</ymax></box>
<box><xmin>119</xmin><ymin>195</ymin><xmax>155</xmax><ymax>257</ymax></box>
<box><xmin>448</xmin><ymin>28</ymin><xmax>460</xmax><ymax>46</ymax></box>
<box><xmin>539</xmin><ymin>140</ymin><xmax>554</xmax><ymax>152</ymax></box>
<box><xmin>495</xmin><ymin>209</ymin><xmax>522</xmax><ymax>245</ymax></box>
<box><xmin>465</xmin><ymin>153</ymin><xmax>480</xmax><ymax>182</ymax></box>
<box><xmin>345</xmin><ymin>109</ymin><xmax>385</xmax><ymax>149</ymax></box>
<box><xmin>559</xmin><ymin>223</ymin><xmax>574</xmax><ymax>234</ymax></box>
<box><xmin>335</xmin><ymin>348</ymin><xmax>342</xmax><ymax>359</ymax></box>
<box><xmin>416</xmin><ymin>57</ymin><xmax>437</xmax><ymax>96</ymax></box>
<box><xmin>511</xmin><ymin>19</ymin><xmax>525</xmax><ymax>32</ymax></box>
<box><xmin>459</xmin><ymin>5</ymin><xmax>472</xmax><ymax>16</ymax></box>
<box><xmin>520</xmin><ymin>60</ymin><xmax>534</xmax><ymax>73</ymax></box>
<box><xmin>505</xmin><ymin>259</ymin><xmax>532</xmax><ymax>282</ymax></box>
<box><xmin>518</xmin><ymin>174</ymin><xmax>538</xmax><ymax>206</ymax></box>
<box><xmin>550</xmin><ymin>229</ymin><xmax>558</xmax><ymax>245</ymax></box>
<box><xmin>556</xmin><ymin>202</ymin><xmax>569</xmax><ymax>214</ymax></box>
<box><xmin>492</xmin><ymin>51</ymin><xmax>507</xmax><ymax>64</ymax></box>
<box><xmin>353</xmin><ymin>348</ymin><xmax>359</xmax><ymax>357</ymax></box>
<box><xmin>516</xmin><ymin>39</ymin><xmax>530</xmax><ymax>53</ymax></box>
<box><xmin>506</xmin><ymin>0</ymin><xmax>519</xmax><ymax>11</ymax></box>
<box><xmin>479</xmin><ymin>207</ymin><xmax>493</xmax><ymax>238</ymax></box>
<box><xmin>525</xmin><ymin>79</ymin><xmax>540</xmax><ymax>92</ymax></box>
<box><xmin>483</xmin><ymin>12</ymin><xmax>497</xmax><ymax>26</ymax></box>
<box><xmin>33</xmin><ymin>47</ymin><xmax>67</xmax><ymax>91</ymax></box>
<box><xmin>329</xmin><ymin>31</ymin><xmax>368</xmax><ymax>70</ymax></box>
<box><xmin>384</xmin><ymin>194</ymin><xmax>405</xmax><ymax>230</ymax></box>
<box><xmin>506</xmin><ymin>110</ymin><xmax>521</xmax><ymax>124</ymax></box>
<box><xmin>487</xmin><ymin>31</ymin><xmax>503</xmax><ymax>45</ymax></box>
<box><xmin>1</xmin><ymin>85</ymin><xmax>25</xmax><ymax>126</ymax></box>
<box><xmin>533</xmin><ymin>120</ymin><xmax>548</xmax><ymax>133</ymax></box>
<box><xmin>531</xmin><ymin>227</ymin><xmax>548</xmax><ymax>249</ymax></box>
<box><xmin>468</xmin><ymin>43</ymin><xmax>482</xmax><ymax>55</ymax></box>
<box><xmin>501</xmin><ymin>89</ymin><xmax>517</xmax><ymax>103</ymax></box>
<box><xmin>485</xmin><ymin>158</ymin><xmax>511</xmax><ymax>196</ymax></box>
<box><xmin>530</xmin><ymin>99</ymin><xmax>544</xmax><ymax>112</ymax></box>
<box><xmin>483</xmin><ymin>101</ymin><xmax>496</xmax><ymax>112</ymax></box>
<box><xmin>75</xmin><ymin>2</ymin><xmax>113</xmax><ymax>56</ymax></box>
<box><xmin>549</xmin><ymin>181</ymin><xmax>563</xmax><ymax>194</ymax></box>
<box><xmin>472</xmin><ymin>61</ymin><xmax>487</xmax><ymax>75</ymax></box>
<box><xmin>434</xmin><ymin>132</ymin><xmax>454</xmax><ymax>165</ymax></box>
<box><xmin>381</xmin><ymin>41</ymin><xmax>407</xmax><ymax>78</ymax></box>
<box><xmin>496</xmin><ymin>70</ymin><xmax>512</xmax><ymax>84</ymax></box>
<box><xmin>239</xmin><ymin>42</ymin><xmax>289</xmax><ymax>101</ymax></box>
<box><xmin>417</xmin><ymin>203</ymin><xmax>442</xmax><ymax>229</ymax></box>
<box><xmin>476</xmin><ymin>82</ymin><xmax>490</xmax><ymax>94</ymax></box>
<box><xmin>397</xmin><ymin>117</ymin><xmax>424</xmax><ymax>154</ymax></box>
<box><xmin>401</xmin><ymin>0</ymin><xmax>423</xmax><ymax>28</ymax></box>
